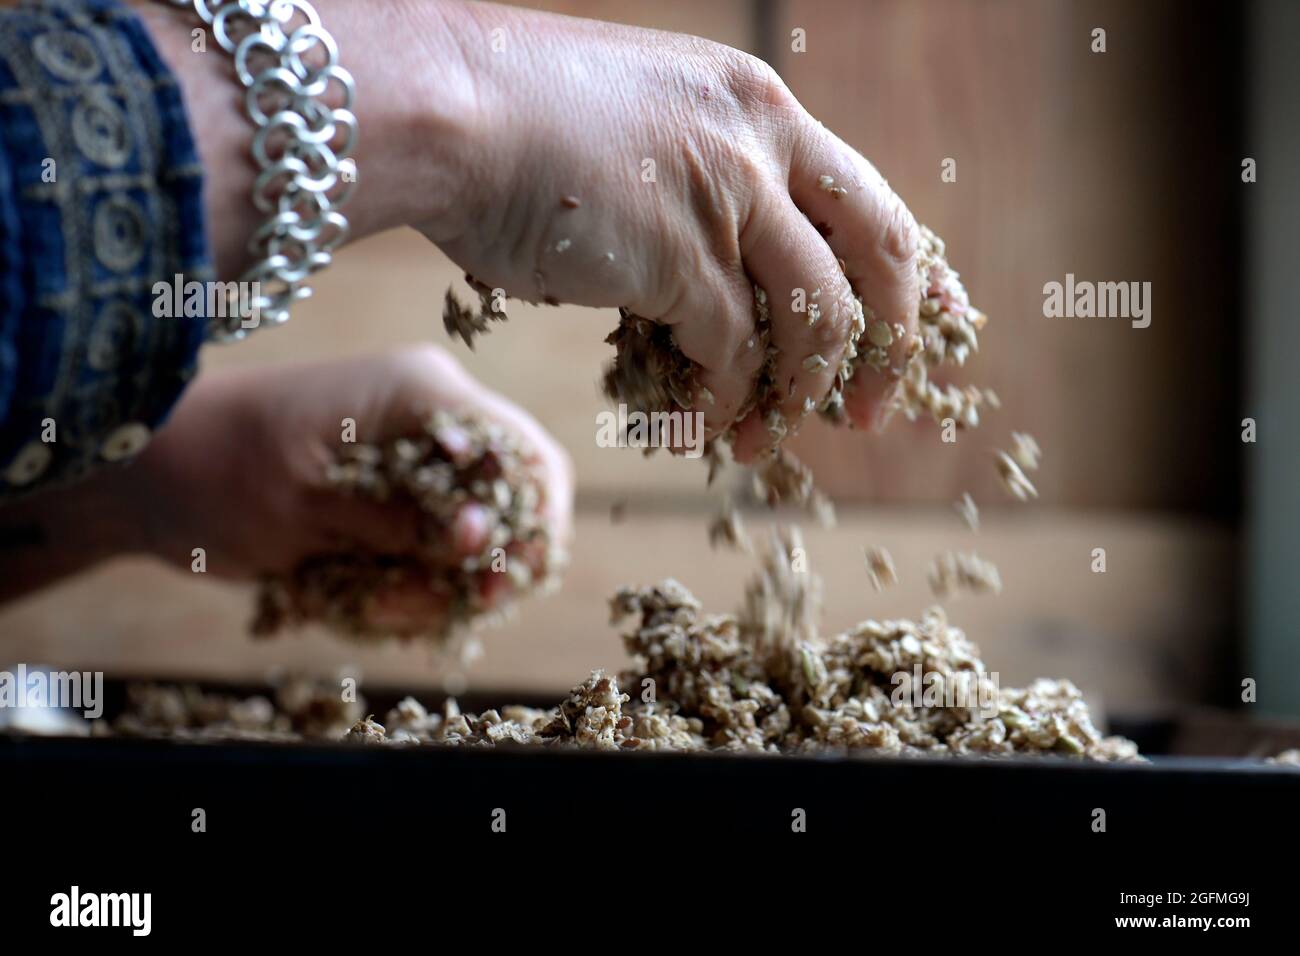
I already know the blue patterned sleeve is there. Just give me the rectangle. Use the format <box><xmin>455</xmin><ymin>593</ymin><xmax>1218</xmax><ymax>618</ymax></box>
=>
<box><xmin>0</xmin><ymin>0</ymin><xmax>211</xmax><ymax>494</ymax></box>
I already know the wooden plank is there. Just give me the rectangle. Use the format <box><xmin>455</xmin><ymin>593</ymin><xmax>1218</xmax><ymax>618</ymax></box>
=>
<box><xmin>772</xmin><ymin>0</ymin><xmax>1240</xmax><ymax>511</ymax></box>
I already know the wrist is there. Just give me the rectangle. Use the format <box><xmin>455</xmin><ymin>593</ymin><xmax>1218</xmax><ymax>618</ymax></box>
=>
<box><xmin>135</xmin><ymin>0</ymin><xmax>483</xmax><ymax>277</ymax></box>
<box><xmin>0</xmin><ymin>464</ymin><xmax>148</xmax><ymax>602</ymax></box>
<box><xmin>342</xmin><ymin>0</ymin><xmax>485</xmax><ymax>245</ymax></box>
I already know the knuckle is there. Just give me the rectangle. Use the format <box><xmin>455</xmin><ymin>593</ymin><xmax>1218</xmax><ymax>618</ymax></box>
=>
<box><xmin>807</xmin><ymin>313</ymin><xmax>847</xmax><ymax>358</ymax></box>
<box><xmin>717</xmin><ymin>48</ymin><xmax>796</xmax><ymax>113</ymax></box>
<box><xmin>877</xmin><ymin>192</ymin><xmax>920</xmax><ymax>271</ymax></box>
<box><xmin>406</xmin><ymin>342</ymin><xmax>465</xmax><ymax>380</ymax></box>
<box><xmin>804</xmin><ymin>285</ymin><xmax>854</xmax><ymax>355</ymax></box>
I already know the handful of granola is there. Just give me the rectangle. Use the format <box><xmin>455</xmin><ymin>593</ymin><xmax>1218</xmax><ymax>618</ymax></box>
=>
<box><xmin>252</xmin><ymin>410</ymin><xmax>559</xmax><ymax>647</ymax></box>
<box><xmin>593</xmin><ymin>224</ymin><xmax>998</xmax><ymax>515</ymax></box>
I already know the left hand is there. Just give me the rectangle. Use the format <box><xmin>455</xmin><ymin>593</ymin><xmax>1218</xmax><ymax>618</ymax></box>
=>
<box><xmin>135</xmin><ymin>346</ymin><xmax>573</xmax><ymax>631</ymax></box>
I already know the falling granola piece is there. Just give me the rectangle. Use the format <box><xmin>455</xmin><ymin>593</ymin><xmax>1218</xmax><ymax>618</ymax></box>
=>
<box><xmin>708</xmin><ymin>498</ymin><xmax>751</xmax><ymax>552</ymax></box>
<box><xmin>927</xmin><ymin>551</ymin><xmax>1003</xmax><ymax>598</ymax></box>
<box><xmin>442</xmin><ymin>274</ymin><xmax>505</xmax><ymax>349</ymax></box>
<box><xmin>864</xmin><ymin>546</ymin><xmax>898</xmax><ymax>592</ymax></box>
<box><xmin>995</xmin><ymin>451</ymin><xmax>1039</xmax><ymax>502</ymax></box>
<box><xmin>955</xmin><ymin>492</ymin><xmax>980</xmax><ymax>532</ymax></box>
<box><xmin>1010</xmin><ymin>431</ymin><xmax>1042</xmax><ymax>471</ymax></box>
<box><xmin>738</xmin><ymin>526</ymin><xmax>822</xmax><ymax>652</ymax></box>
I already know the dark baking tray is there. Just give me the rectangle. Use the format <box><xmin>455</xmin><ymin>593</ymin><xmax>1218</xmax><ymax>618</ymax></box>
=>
<box><xmin>3</xmin><ymin>676</ymin><xmax>1299</xmax><ymax>847</ymax></box>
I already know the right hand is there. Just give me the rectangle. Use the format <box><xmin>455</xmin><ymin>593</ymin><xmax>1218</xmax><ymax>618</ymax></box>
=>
<box><xmin>144</xmin><ymin>0</ymin><xmax>923</xmax><ymax>461</ymax></box>
<box><xmin>417</xmin><ymin>1</ymin><xmax>923</xmax><ymax>460</ymax></box>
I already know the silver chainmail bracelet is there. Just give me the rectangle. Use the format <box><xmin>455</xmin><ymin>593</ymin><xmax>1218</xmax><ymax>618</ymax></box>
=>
<box><xmin>163</xmin><ymin>0</ymin><xmax>356</xmax><ymax>341</ymax></box>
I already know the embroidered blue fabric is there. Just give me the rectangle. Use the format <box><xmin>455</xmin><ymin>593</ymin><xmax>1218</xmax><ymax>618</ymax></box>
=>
<box><xmin>0</xmin><ymin>0</ymin><xmax>210</xmax><ymax>493</ymax></box>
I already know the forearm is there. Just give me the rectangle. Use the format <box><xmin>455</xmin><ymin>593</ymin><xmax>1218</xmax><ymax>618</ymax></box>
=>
<box><xmin>0</xmin><ymin>471</ymin><xmax>146</xmax><ymax>604</ymax></box>
<box><xmin>132</xmin><ymin>0</ymin><xmax>482</xmax><ymax>278</ymax></box>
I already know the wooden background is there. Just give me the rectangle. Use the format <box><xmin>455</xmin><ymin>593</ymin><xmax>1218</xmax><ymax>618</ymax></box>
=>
<box><xmin>0</xmin><ymin>0</ymin><xmax>1246</xmax><ymax>717</ymax></box>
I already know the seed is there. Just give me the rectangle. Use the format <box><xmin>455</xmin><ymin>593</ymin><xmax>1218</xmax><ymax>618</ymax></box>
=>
<box><xmin>802</xmin><ymin>353</ymin><xmax>829</xmax><ymax>372</ymax></box>
<box><xmin>863</xmin><ymin>347</ymin><xmax>889</xmax><ymax>370</ymax></box>
<box><xmin>867</xmin><ymin>319</ymin><xmax>894</xmax><ymax>348</ymax></box>
<box><xmin>560</xmin><ymin>195</ymin><xmax>581</xmax><ymax>208</ymax></box>
<box><xmin>816</xmin><ymin>173</ymin><xmax>847</xmax><ymax>199</ymax></box>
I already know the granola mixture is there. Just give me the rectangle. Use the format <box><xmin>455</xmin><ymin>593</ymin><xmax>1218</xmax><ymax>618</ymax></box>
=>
<box><xmin>94</xmin><ymin>675</ymin><xmax>363</xmax><ymax>742</ymax></box>
<box><xmin>87</xmin><ymin>205</ymin><xmax>1130</xmax><ymax>762</ymax></box>
<box><xmin>99</xmin><ymin>531</ymin><xmax>1138</xmax><ymax>763</ymax></box>
<box><xmin>443</xmin><ymin>222</ymin><xmax>1003</xmax><ymax>520</ymax></box>
<box><xmin>251</xmin><ymin>410</ymin><xmax>559</xmax><ymax>649</ymax></box>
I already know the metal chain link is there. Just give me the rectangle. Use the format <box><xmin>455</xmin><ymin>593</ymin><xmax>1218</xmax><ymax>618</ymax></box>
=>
<box><xmin>163</xmin><ymin>0</ymin><xmax>356</xmax><ymax>341</ymax></box>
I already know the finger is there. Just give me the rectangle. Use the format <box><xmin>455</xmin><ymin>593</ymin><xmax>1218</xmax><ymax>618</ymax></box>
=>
<box><xmin>656</xmin><ymin>267</ymin><xmax>765</xmax><ymax>437</ymax></box>
<box><xmin>788</xmin><ymin>121</ymin><xmax>920</xmax><ymax>429</ymax></box>
<box><xmin>449</xmin><ymin>501</ymin><xmax>492</xmax><ymax>556</ymax></box>
<box><xmin>460</xmin><ymin>386</ymin><xmax>574</xmax><ymax>559</ymax></box>
<box><xmin>479</xmin><ymin>569</ymin><xmax>515</xmax><ymax>608</ymax></box>
<box><xmin>730</xmin><ymin>193</ymin><xmax>860</xmax><ymax>462</ymax></box>
<box><xmin>388</xmin><ymin>346</ymin><xmax>575</xmax><ymax>557</ymax></box>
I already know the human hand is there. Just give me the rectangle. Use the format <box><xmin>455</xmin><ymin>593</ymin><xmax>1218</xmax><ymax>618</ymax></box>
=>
<box><xmin>416</xmin><ymin>2</ymin><xmax>922</xmax><ymax>460</ymax></box>
<box><xmin>140</xmin><ymin>0</ymin><xmax>921</xmax><ymax>461</ymax></box>
<box><xmin>127</xmin><ymin>345</ymin><xmax>573</xmax><ymax>632</ymax></box>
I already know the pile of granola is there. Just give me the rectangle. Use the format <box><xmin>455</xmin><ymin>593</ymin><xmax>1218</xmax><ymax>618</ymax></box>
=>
<box><xmin>251</xmin><ymin>410</ymin><xmax>559</xmax><ymax>648</ymax></box>
<box><xmin>92</xmin><ymin>205</ymin><xmax>1133</xmax><ymax>761</ymax></box>
<box><xmin>96</xmin><ymin>676</ymin><xmax>363</xmax><ymax>742</ymax></box>
<box><xmin>102</xmin><ymin>532</ymin><xmax>1137</xmax><ymax>763</ymax></box>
